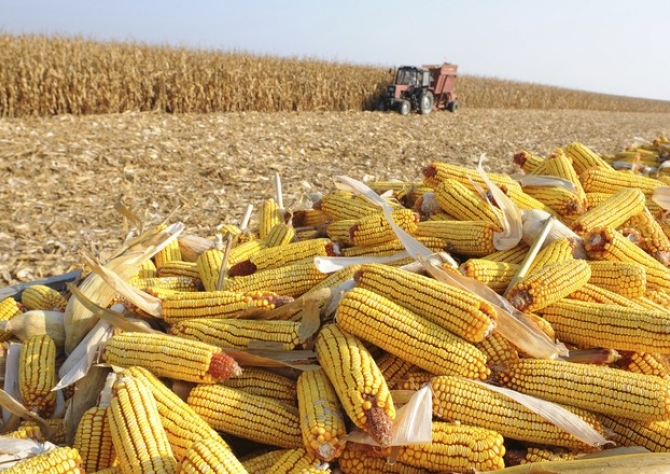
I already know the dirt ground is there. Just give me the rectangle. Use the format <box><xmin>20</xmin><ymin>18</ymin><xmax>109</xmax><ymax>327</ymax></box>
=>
<box><xmin>1</xmin><ymin>108</ymin><xmax>669</xmax><ymax>286</ymax></box>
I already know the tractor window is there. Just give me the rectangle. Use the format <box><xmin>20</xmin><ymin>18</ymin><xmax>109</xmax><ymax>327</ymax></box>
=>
<box><xmin>395</xmin><ymin>69</ymin><xmax>417</xmax><ymax>85</ymax></box>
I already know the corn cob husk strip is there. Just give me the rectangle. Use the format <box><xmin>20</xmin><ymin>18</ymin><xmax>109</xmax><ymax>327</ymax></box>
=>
<box><xmin>19</xmin><ymin>333</ymin><xmax>57</xmax><ymax>417</ymax></box>
<box><xmin>415</xmin><ymin>220</ymin><xmax>498</xmax><ymax>256</ymax></box>
<box><xmin>314</xmin><ymin>324</ymin><xmax>395</xmax><ymax>447</ymax></box>
<box><xmin>619</xmin><ymin>352</ymin><xmax>670</xmax><ymax>380</ymax></box>
<box><xmin>170</xmin><ymin>317</ymin><xmax>302</xmax><ymax>350</ymax></box>
<box><xmin>396</xmin><ymin>421</ymin><xmax>505</xmax><ymax>472</ymax></box>
<box><xmin>570</xmin><ymin>188</ymin><xmax>646</xmax><ymax>235</ymax></box>
<box><xmin>539</xmin><ymin>299</ymin><xmax>670</xmax><ymax>354</ymax></box>
<box><xmin>422</xmin><ymin>161</ymin><xmax>521</xmax><ymax>192</ymax></box>
<box><xmin>109</xmin><ymin>375</ymin><xmax>178</xmax><ymax>473</ymax></box>
<box><xmin>161</xmin><ymin>290</ymin><xmax>291</xmax><ymax>323</ymax></box>
<box><xmin>584</xmin><ymin>226</ymin><xmax>670</xmax><ymax>292</ymax></box>
<box><xmin>347</xmin><ymin>208</ymin><xmax>419</xmax><ymax>247</ymax></box>
<box><xmin>187</xmin><ymin>384</ymin><xmax>302</xmax><ymax>448</ymax></box>
<box><xmin>0</xmin><ymin>309</ymin><xmax>65</xmax><ymax>348</ymax></box>
<box><xmin>600</xmin><ymin>415</ymin><xmax>670</xmax><ymax>453</ymax></box>
<box><xmin>297</xmin><ymin>368</ymin><xmax>347</xmax><ymax>461</ymax></box>
<box><xmin>122</xmin><ymin>366</ymin><xmax>226</xmax><ymax>460</ymax></box>
<box><xmin>514</xmin><ymin>150</ymin><xmax>544</xmax><ymax>173</ymax></box>
<box><xmin>337</xmin><ymin>287</ymin><xmax>490</xmax><ymax>379</ymax></box>
<box><xmin>0</xmin><ymin>446</ymin><xmax>84</xmax><ymax>474</ymax></box>
<box><xmin>221</xmin><ymin>367</ymin><xmax>297</xmax><ymax>405</ymax></box>
<box><xmin>580</xmin><ymin>166</ymin><xmax>665</xmax><ymax>196</ymax></box>
<box><xmin>475</xmin><ymin>331</ymin><xmax>519</xmax><ymax>368</ymax></box>
<box><xmin>102</xmin><ymin>332</ymin><xmax>241</xmax><ymax>383</ymax></box>
<box><xmin>430</xmin><ymin>375</ymin><xmax>604</xmax><ymax>450</ymax></box>
<box><xmin>266</xmin><ymin>447</ymin><xmax>326</xmax><ymax>474</ymax></box>
<box><xmin>264</xmin><ymin>222</ymin><xmax>296</xmax><ymax>247</ymax></box>
<box><xmin>240</xmin><ymin>449</ymin><xmax>291</xmax><ymax>474</ymax></box>
<box><xmin>355</xmin><ymin>263</ymin><xmax>497</xmax><ymax>342</ymax></box>
<box><xmin>179</xmin><ymin>436</ymin><xmax>249</xmax><ymax>474</ymax></box>
<box><xmin>506</xmin><ymin>259</ymin><xmax>591</xmax><ymax>312</ymax></box>
<box><xmin>230</xmin><ymin>238</ymin><xmax>336</xmax><ymax>276</ymax></box>
<box><xmin>586</xmin><ymin>260</ymin><xmax>646</xmax><ymax>300</ymax></box>
<box><xmin>624</xmin><ymin>210</ymin><xmax>670</xmax><ymax>266</ymax></box>
<box><xmin>20</xmin><ymin>284</ymin><xmax>68</xmax><ymax>311</ymax></box>
<box><xmin>498</xmin><ymin>358</ymin><xmax>670</xmax><ymax>420</ymax></box>
<box><xmin>259</xmin><ymin>198</ymin><xmax>283</xmax><ymax>239</ymax></box>
<box><xmin>434</xmin><ymin>178</ymin><xmax>504</xmax><ymax>228</ymax></box>
<box><xmin>482</xmin><ymin>242</ymin><xmax>530</xmax><ymax>264</ymax></box>
<box><xmin>521</xmin><ymin>185</ymin><xmax>587</xmax><ymax>217</ymax></box>
<box><xmin>567</xmin><ymin>283</ymin><xmax>642</xmax><ymax>308</ymax></box>
<box><xmin>131</xmin><ymin>276</ymin><xmax>200</xmax><ymax>293</ymax></box>
<box><xmin>155</xmin><ymin>260</ymin><xmax>200</xmax><ymax>279</ymax></box>
<box><xmin>562</xmin><ymin>142</ymin><xmax>613</xmax><ymax>174</ymax></box>
<box><xmin>73</xmin><ymin>405</ymin><xmax>116</xmax><ymax>472</ymax></box>
<box><xmin>375</xmin><ymin>352</ymin><xmax>416</xmax><ymax>389</ymax></box>
<box><xmin>459</xmin><ymin>258</ymin><xmax>520</xmax><ymax>293</ymax></box>
<box><xmin>222</xmin><ymin>261</ymin><xmax>327</xmax><ymax>297</ymax></box>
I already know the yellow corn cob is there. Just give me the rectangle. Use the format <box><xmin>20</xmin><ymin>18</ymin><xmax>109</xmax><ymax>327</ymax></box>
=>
<box><xmin>102</xmin><ymin>332</ymin><xmax>241</xmax><ymax>384</ymax></box>
<box><xmin>74</xmin><ymin>405</ymin><xmax>116</xmax><ymax>472</ymax></box>
<box><xmin>340</xmin><ymin>236</ymin><xmax>448</xmax><ymax>257</ymax></box>
<box><xmin>645</xmin><ymin>290</ymin><xmax>670</xmax><ymax>307</ymax></box>
<box><xmin>264</xmin><ymin>222</ymin><xmax>296</xmax><ymax>247</ymax></box>
<box><xmin>0</xmin><ymin>296</ymin><xmax>23</xmax><ymax>342</ymax></box>
<box><xmin>634</xmin><ymin>296</ymin><xmax>670</xmax><ymax>311</ymax></box>
<box><xmin>567</xmin><ymin>283</ymin><xmax>642</xmax><ymax>308</ymax></box>
<box><xmin>240</xmin><ymin>450</ymin><xmax>290</xmax><ymax>474</ymax></box>
<box><xmin>122</xmin><ymin>366</ymin><xmax>225</xmax><ymax>460</ymax></box>
<box><xmin>222</xmin><ymin>261</ymin><xmax>327</xmax><ymax>297</ymax></box>
<box><xmin>347</xmin><ymin>208</ymin><xmax>419</xmax><ymax>247</ymax></box>
<box><xmin>394</xmin><ymin>367</ymin><xmax>434</xmax><ymax>390</ymax></box>
<box><xmin>326</xmin><ymin>218</ymin><xmax>356</xmax><ymax>245</ymax></box>
<box><xmin>520</xmin><ymin>447</ymin><xmax>580</xmax><ymax>464</ymax></box>
<box><xmin>587</xmin><ymin>260</ymin><xmax>646</xmax><ymax>300</ymax></box>
<box><xmin>314</xmin><ymin>324</ymin><xmax>395</xmax><ymax>447</ymax></box>
<box><xmin>155</xmin><ymin>233</ymin><xmax>182</xmax><ymax>268</ymax></box>
<box><xmin>108</xmin><ymin>375</ymin><xmax>178</xmax><ymax>473</ymax></box>
<box><xmin>259</xmin><ymin>198</ymin><xmax>283</xmax><ymax>239</ymax></box>
<box><xmin>137</xmin><ymin>258</ymin><xmax>157</xmax><ymax>278</ymax></box>
<box><xmin>337</xmin><ymin>287</ymin><xmax>490</xmax><ymax>379</ymax></box>
<box><xmin>513</xmin><ymin>150</ymin><xmax>544</xmax><ymax>174</ymax></box>
<box><xmin>434</xmin><ymin>178</ymin><xmax>504</xmax><ymax>228</ymax></box>
<box><xmin>156</xmin><ymin>260</ymin><xmax>200</xmax><ymax>279</ymax></box>
<box><xmin>521</xmin><ymin>185</ymin><xmax>587</xmax><ymax>217</ymax></box>
<box><xmin>498</xmin><ymin>358</ymin><xmax>670</xmax><ymax>420</ymax></box>
<box><xmin>506</xmin><ymin>259</ymin><xmax>591</xmax><ymax>312</ymax></box>
<box><xmin>227</xmin><ymin>238</ymin><xmax>268</xmax><ymax>267</ymax></box>
<box><xmin>292</xmin><ymin>209</ymin><xmax>330</xmax><ymax>228</ymax></box>
<box><xmin>430</xmin><ymin>375</ymin><xmax>604</xmax><ymax>450</ymax></box>
<box><xmin>221</xmin><ymin>367</ymin><xmax>297</xmax><ymax>405</ymax></box>
<box><xmin>376</xmin><ymin>352</ymin><xmax>415</xmax><ymax>389</ymax></box>
<box><xmin>179</xmin><ymin>436</ymin><xmax>248</xmax><ymax>474</ymax></box>
<box><xmin>501</xmin><ymin>185</ymin><xmax>558</xmax><ymax>216</ymax></box>
<box><xmin>459</xmin><ymin>258</ymin><xmax>520</xmax><ymax>293</ymax></box>
<box><xmin>196</xmin><ymin>248</ymin><xmax>224</xmax><ymax>291</ymax></box>
<box><xmin>563</xmin><ymin>142</ymin><xmax>613</xmax><ymax>174</ymax></box>
<box><xmin>131</xmin><ymin>276</ymin><xmax>200</xmax><ymax>293</ymax></box>
<box><xmin>570</xmin><ymin>188</ymin><xmax>646</xmax><ymax>235</ymax></box>
<box><xmin>397</xmin><ymin>421</ymin><xmax>505</xmax><ymax>472</ymax></box>
<box><xmin>319</xmin><ymin>190</ymin><xmax>382</xmax><ymax>220</ymax></box>
<box><xmin>475</xmin><ymin>331</ymin><xmax>519</xmax><ymax>368</ymax></box>
<box><xmin>415</xmin><ymin>220</ymin><xmax>498</xmax><ymax>256</ymax></box>
<box><xmin>526</xmin><ymin>237</ymin><xmax>575</xmax><ymax>275</ymax></box>
<box><xmin>483</xmin><ymin>242</ymin><xmax>530</xmax><ymax>264</ymax></box>
<box><xmin>621</xmin><ymin>352</ymin><xmax>670</xmax><ymax>379</ymax></box>
<box><xmin>338</xmin><ymin>442</ymin><xmax>429</xmax><ymax>474</ymax></box>
<box><xmin>624</xmin><ymin>211</ymin><xmax>670</xmax><ymax>266</ymax></box>
<box><xmin>531</xmin><ymin>151</ymin><xmax>584</xmax><ymax>193</ymax></box>
<box><xmin>584</xmin><ymin>191</ymin><xmax>613</xmax><ymax>210</ymax></box>
<box><xmin>305</xmin><ymin>264</ymin><xmax>361</xmax><ymax>295</ymax></box>
<box><xmin>600</xmin><ymin>415</ymin><xmax>670</xmax><ymax>452</ymax></box>
<box><xmin>540</xmin><ymin>299</ymin><xmax>670</xmax><ymax>353</ymax></box>
<box><xmin>170</xmin><ymin>317</ymin><xmax>302</xmax><ymax>350</ymax></box>
<box><xmin>580</xmin><ymin>166</ymin><xmax>664</xmax><ymax>196</ymax></box>
<box><xmin>355</xmin><ymin>263</ymin><xmax>497</xmax><ymax>343</ymax></box>
<box><xmin>585</xmin><ymin>226</ymin><xmax>670</xmax><ymax>292</ymax></box>
<box><xmin>19</xmin><ymin>333</ymin><xmax>57</xmax><ymax>417</ymax></box>
<box><xmin>422</xmin><ymin>161</ymin><xmax>521</xmax><ymax>192</ymax></box>
<box><xmin>0</xmin><ymin>446</ymin><xmax>84</xmax><ymax>474</ymax></box>
<box><xmin>160</xmin><ymin>290</ymin><xmax>291</xmax><ymax>323</ymax></box>
<box><xmin>21</xmin><ymin>284</ymin><xmax>68</xmax><ymax>311</ymax></box>
<box><xmin>266</xmin><ymin>447</ymin><xmax>326</xmax><ymax>474</ymax></box>
<box><xmin>297</xmin><ymin>368</ymin><xmax>347</xmax><ymax>461</ymax></box>
<box><xmin>187</xmin><ymin>384</ymin><xmax>302</xmax><ymax>448</ymax></box>
<box><xmin>230</xmin><ymin>238</ymin><xmax>336</xmax><ymax>276</ymax></box>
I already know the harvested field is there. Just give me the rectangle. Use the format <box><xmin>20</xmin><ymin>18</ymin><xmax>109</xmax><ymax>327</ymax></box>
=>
<box><xmin>1</xmin><ymin>108</ymin><xmax>669</xmax><ymax>286</ymax></box>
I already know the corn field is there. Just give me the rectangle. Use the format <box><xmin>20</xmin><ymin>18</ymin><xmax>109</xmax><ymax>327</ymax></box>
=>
<box><xmin>1</xmin><ymin>34</ymin><xmax>669</xmax><ymax>117</ymax></box>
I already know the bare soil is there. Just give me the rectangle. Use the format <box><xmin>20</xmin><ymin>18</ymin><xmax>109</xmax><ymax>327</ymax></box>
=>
<box><xmin>1</xmin><ymin>109</ymin><xmax>668</xmax><ymax>286</ymax></box>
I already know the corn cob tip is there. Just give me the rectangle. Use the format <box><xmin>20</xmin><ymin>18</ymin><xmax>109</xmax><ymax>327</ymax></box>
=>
<box><xmin>422</xmin><ymin>164</ymin><xmax>437</xmax><ymax>179</ymax></box>
<box><xmin>364</xmin><ymin>395</ymin><xmax>393</xmax><ymax>447</ymax></box>
<box><xmin>208</xmin><ymin>352</ymin><xmax>243</xmax><ymax>380</ymax></box>
<box><xmin>228</xmin><ymin>260</ymin><xmax>258</xmax><ymax>276</ymax></box>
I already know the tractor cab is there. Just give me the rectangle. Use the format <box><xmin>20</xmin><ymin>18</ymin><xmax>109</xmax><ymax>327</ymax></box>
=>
<box><xmin>394</xmin><ymin>66</ymin><xmax>431</xmax><ymax>88</ymax></box>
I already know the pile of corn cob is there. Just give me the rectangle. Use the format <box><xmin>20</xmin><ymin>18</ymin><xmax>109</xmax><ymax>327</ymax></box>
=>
<box><xmin>3</xmin><ymin>139</ymin><xmax>670</xmax><ymax>473</ymax></box>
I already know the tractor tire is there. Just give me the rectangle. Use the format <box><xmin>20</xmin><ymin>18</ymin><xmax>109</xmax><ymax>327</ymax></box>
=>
<box><xmin>419</xmin><ymin>92</ymin><xmax>434</xmax><ymax>114</ymax></box>
<box><xmin>376</xmin><ymin>97</ymin><xmax>388</xmax><ymax>112</ymax></box>
<box><xmin>446</xmin><ymin>100</ymin><xmax>459</xmax><ymax>113</ymax></box>
<box><xmin>398</xmin><ymin>100</ymin><xmax>411</xmax><ymax>115</ymax></box>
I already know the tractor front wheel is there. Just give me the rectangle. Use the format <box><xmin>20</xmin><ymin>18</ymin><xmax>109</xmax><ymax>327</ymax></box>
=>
<box><xmin>398</xmin><ymin>100</ymin><xmax>411</xmax><ymax>115</ymax></box>
<box><xmin>420</xmin><ymin>92</ymin><xmax>434</xmax><ymax>114</ymax></box>
<box><xmin>376</xmin><ymin>97</ymin><xmax>388</xmax><ymax>112</ymax></box>
<box><xmin>446</xmin><ymin>100</ymin><xmax>459</xmax><ymax>112</ymax></box>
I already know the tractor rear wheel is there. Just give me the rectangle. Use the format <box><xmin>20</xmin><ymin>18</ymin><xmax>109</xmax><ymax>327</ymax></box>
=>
<box><xmin>446</xmin><ymin>100</ymin><xmax>459</xmax><ymax>112</ymax></box>
<box><xmin>398</xmin><ymin>100</ymin><xmax>411</xmax><ymax>115</ymax></box>
<box><xmin>420</xmin><ymin>92</ymin><xmax>434</xmax><ymax>114</ymax></box>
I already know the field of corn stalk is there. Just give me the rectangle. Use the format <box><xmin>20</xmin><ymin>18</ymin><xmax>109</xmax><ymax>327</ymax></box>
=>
<box><xmin>1</xmin><ymin>34</ymin><xmax>670</xmax><ymax>116</ymax></box>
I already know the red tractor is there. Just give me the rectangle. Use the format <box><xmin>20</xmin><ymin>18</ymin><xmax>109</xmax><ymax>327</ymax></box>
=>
<box><xmin>377</xmin><ymin>62</ymin><xmax>459</xmax><ymax>115</ymax></box>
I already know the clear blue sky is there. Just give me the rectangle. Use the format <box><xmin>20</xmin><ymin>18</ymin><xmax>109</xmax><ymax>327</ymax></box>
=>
<box><xmin>2</xmin><ymin>0</ymin><xmax>669</xmax><ymax>101</ymax></box>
